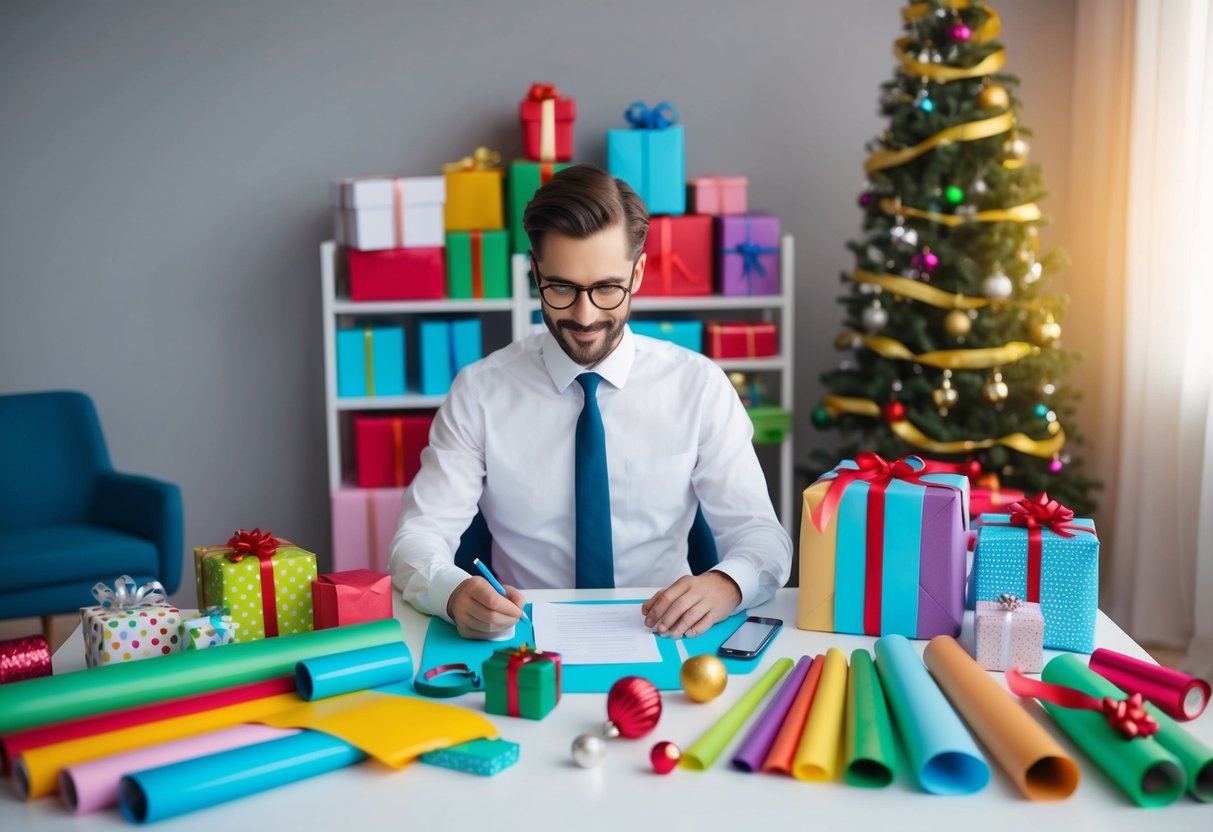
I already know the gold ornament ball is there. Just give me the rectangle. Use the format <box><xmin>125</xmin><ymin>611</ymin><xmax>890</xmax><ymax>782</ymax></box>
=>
<box><xmin>944</xmin><ymin>309</ymin><xmax>972</xmax><ymax>337</ymax></box>
<box><xmin>983</xmin><ymin>372</ymin><xmax>1010</xmax><ymax>403</ymax></box>
<box><xmin>1029</xmin><ymin>319</ymin><xmax>1063</xmax><ymax>346</ymax></box>
<box><xmin>680</xmin><ymin>654</ymin><xmax>728</xmax><ymax>703</ymax></box>
<box><xmin>1002</xmin><ymin>135</ymin><xmax>1030</xmax><ymax>168</ymax></box>
<box><xmin>933</xmin><ymin>384</ymin><xmax>959</xmax><ymax>410</ymax></box>
<box><xmin>978</xmin><ymin>83</ymin><xmax>1010</xmax><ymax>110</ymax></box>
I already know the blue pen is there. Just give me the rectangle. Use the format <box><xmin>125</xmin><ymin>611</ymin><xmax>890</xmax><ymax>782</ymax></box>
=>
<box><xmin>472</xmin><ymin>557</ymin><xmax>532</xmax><ymax>626</ymax></box>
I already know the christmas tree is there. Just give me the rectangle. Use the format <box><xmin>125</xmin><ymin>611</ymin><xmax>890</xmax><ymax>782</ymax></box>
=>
<box><xmin>811</xmin><ymin>0</ymin><xmax>1098</xmax><ymax>514</ymax></box>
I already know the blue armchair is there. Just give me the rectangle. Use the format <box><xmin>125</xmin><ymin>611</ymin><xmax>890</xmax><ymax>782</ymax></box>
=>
<box><xmin>0</xmin><ymin>391</ymin><xmax>183</xmax><ymax>628</ymax></box>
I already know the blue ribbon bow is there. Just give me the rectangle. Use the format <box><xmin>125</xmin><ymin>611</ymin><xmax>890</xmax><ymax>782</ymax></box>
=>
<box><xmin>625</xmin><ymin>100</ymin><xmax>679</xmax><ymax>130</ymax></box>
<box><xmin>725</xmin><ymin>217</ymin><xmax>779</xmax><ymax>293</ymax></box>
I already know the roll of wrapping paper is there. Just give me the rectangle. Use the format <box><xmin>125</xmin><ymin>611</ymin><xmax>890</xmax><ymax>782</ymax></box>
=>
<box><xmin>0</xmin><ymin>676</ymin><xmax>296</xmax><ymax>774</ymax></box>
<box><xmin>731</xmin><ymin>655</ymin><xmax>812</xmax><ymax>772</ymax></box>
<box><xmin>681</xmin><ymin>658</ymin><xmax>793</xmax><ymax>771</ymax></box>
<box><xmin>13</xmin><ymin>690</ymin><xmax>302</xmax><ymax>800</ymax></box>
<box><xmin>295</xmin><ymin>642</ymin><xmax>413</xmax><ymax>700</ymax></box>
<box><xmin>873</xmin><ymin>634</ymin><xmax>990</xmax><ymax>794</ymax></box>
<box><xmin>844</xmin><ymin>649</ymin><xmax>897</xmax><ymax>788</ymax></box>
<box><xmin>0</xmin><ymin>618</ymin><xmax>403</xmax><ymax>734</ymax></box>
<box><xmin>792</xmin><ymin>647</ymin><xmax>848</xmax><ymax>781</ymax></box>
<box><xmin>1144</xmin><ymin>702</ymin><xmax>1213</xmax><ymax>802</ymax></box>
<box><xmin>1039</xmin><ymin>654</ymin><xmax>1188</xmax><ymax>806</ymax></box>
<box><xmin>922</xmin><ymin>636</ymin><xmax>1078</xmax><ymax>800</ymax></box>
<box><xmin>60</xmin><ymin>724</ymin><xmax>299</xmax><ymax>814</ymax></box>
<box><xmin>1089</xmin><ymin>647</ymin><xmax>1211</xmax><ymax>721</ymax></box>
<box><xmin>762</xmin><ymin>655</ymin><xmax>824</xmax><ymax>774</ymax></box>
<box><xmin>120</xmin><ymin>730</ymin><xmax>367</xmax><ymax>823</ymax></box>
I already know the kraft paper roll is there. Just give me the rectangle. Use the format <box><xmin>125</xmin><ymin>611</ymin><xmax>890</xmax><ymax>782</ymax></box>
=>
<box><xmin>295</xmin><ymin>642</ymin><xmax>414</xmax><ymax>700</ymax></box>
<box><xmin>792</xmin><ymin>647</ymin><xmax>848</xmax><ymax>781</ymax></box>
<box><xmin>732</xmin><ymin>655</ymin><xmax>812</xmax><ymax>772</ymax></box>
<box><xmin>120</xmin><ymin>731</ymin><xmax>367</xmax><ymax>824</ymax></box>
<box><xmin>60</xmin><ymin>724</ymin><xmax>298</xmax><ymax>814</ymax></box>
<box><xmin>682</xmin><ymin>658</ymin><xmax>793</xmax><ymax>771</ymax></box>
<box><xmin>0</xmin><ymin>676</ymin><xmax>295</xmax><ymax>774</ymax></box>
<box><xmin>13</xmin><ymin>692</ymin><xmax>302</xmax><ymax>801</ymax></box>
<box><xmin>874</xmin><ymin>635</ymin><xmax>990</xmax><ymax>794</ymax></box>
<box><xmin>923</xmin><ymin>636</ymin><xmax>1078</xmax><ymax>800</ymax></box>
<box><xmin>1041</xmin><ymin>655</ymin><xmax>1188</xmax><ymax>806</ymax></box>
<box><xmin>844</xmin><ymin>648</ymin><xmax>897</xmax><ymax>788</ymax></box>
<box><xmin>0</xmin><ymin>618</ymin><xmax>404</xmax><ymax>734</ymax></box>
<box><xmin>762</xmin><ymin>655</ymin><xmax>824</xmax><ymax>774</ymax></box>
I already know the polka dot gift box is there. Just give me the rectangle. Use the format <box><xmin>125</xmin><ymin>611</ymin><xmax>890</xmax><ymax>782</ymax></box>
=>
<box><xmin>183</xmin><ymin>607</ymin><xmax>239</xmax><ymax>650</ymax></box>
<box><xmin>194</xmin><ymin>529</ymin><xmax>317</xmax><ymax>644</ymax></box>
<box><xmin>974</xmin><ymin>595</ymin><xmax>1044</xmax><ymax>672</ymax></box>
<box><xmin>80</xmin><ymin>575</ymin><xmax>184</xmax><ymax>668</ymax></box>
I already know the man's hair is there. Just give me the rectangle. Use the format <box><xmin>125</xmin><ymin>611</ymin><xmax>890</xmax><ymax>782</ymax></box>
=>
<box><xmin>523</xmin><ymin>164</ymin><xmax>649</xmax><ymax>261</ymax></box>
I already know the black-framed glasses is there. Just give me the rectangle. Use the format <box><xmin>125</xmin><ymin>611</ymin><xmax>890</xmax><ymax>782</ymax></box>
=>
<box><xmin>531</xmin><ymin>255</ymin><xmax>639</xmax><ymax>311</ymax></box>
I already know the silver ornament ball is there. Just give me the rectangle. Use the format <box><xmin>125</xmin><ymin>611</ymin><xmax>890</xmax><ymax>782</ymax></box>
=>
<box><xmin>571</xmin><ymin>733</ymin><xmax>606</xmax><ymax>769</ymax></box>
<box><xmin>982</xmin><ymin>272</ymin><xmax>1014</xmax><ymax>300</ymax></box>
<box><xmin>861</xmin><ymin>303</ymin><xmax>889</xmax><ymax>334</ymax></box>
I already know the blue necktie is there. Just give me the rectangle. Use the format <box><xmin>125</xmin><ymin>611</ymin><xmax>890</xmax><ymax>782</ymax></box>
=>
<box><xmin>574</xmin><ymin>372</ymin><xmax>614</xmax><ymax>588</ymax></box>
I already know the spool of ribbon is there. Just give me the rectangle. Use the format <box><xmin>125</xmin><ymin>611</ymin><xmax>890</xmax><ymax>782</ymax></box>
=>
<box><xmin>0</xmin><ymin>636</ymin><xmax>52</xmax><ymax>685</ymax></box>
<box><xmin>625</xmin><ymin>100</ymin><xmax>679</xmax><ymax>130</ymax></box>
<box><xmin>442</xmin><ymin>147</ymin><xmax>502</xmax><ymax>173</ymax></box>
<box><xmin>1089</xmin><ymin>648</ymin><xmax>1212</xmax><ymax>721</ymax></box>
<box><xmin>1007</xmin><ymin>668</ymin><xmax>1159</xmax><ymax>739</ymax></box>
<box><xmin>981</xmin><ymin>494</ymin><xmax>1095</xmax><ymax>604</ymax></box>
<box><xmin>527</xmin><ymin>83</ymin><xmax>561</xmax><ymax>163</ymax></box>
<box><xmin>505</xmin><ymin>644</ymin><xmax>562</xmax><ymax>717</ymax></box>
<box><xmin>225</xmin><ymin>529</ymin><xmax>282</xmax><ymax>638</ymax></box>
<box><xmin>90</xmin><ymin>576</ymin><xmax>168</xmax><ymax>610</ymax></box>
<box><xmin>998</xmin><ymin>593</ymin><xmax>1022</xmax><ymax>671</ymax></box>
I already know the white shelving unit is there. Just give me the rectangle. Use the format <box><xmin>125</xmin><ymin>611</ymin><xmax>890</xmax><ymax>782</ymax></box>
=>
<box><xmin>321</xmin><ymin>235</ymin><xmax>796</xmax><ymax>531</ymax></box>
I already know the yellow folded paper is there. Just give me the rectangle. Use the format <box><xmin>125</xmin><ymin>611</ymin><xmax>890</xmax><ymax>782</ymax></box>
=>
<box><xmin>798</xmin><ymin>483</ymin><xmax>837</xmax><ymax>632</ymax></box>
<box><xmin>792</xmin><ymin>648</ymin><xmax>848</xmax><ymax>781</ymax></box>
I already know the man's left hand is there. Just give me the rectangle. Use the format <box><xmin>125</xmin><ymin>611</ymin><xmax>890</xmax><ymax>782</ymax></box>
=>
<box><xmin>641</xmin><ymin>571</ymin><xmax>742</xmax><ymax>639</ymax></box>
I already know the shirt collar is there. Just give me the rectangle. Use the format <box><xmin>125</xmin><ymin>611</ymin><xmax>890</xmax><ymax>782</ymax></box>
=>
<box><xmin>542</xmin><ymin>324</ymin><xmax>636</xmax><ymax>393</ymax></box>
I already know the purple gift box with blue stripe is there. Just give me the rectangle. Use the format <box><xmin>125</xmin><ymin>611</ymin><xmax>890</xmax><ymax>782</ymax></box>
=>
<box><xmin>718</xmin><ymin>213</ymin><xmax>780</xmax><ymax>296</ymax></box>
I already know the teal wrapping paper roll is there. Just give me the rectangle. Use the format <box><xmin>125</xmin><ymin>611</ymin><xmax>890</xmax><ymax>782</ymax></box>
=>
<box><xmin>119</xmin><ymin>731</ymin><xmax>366</xmax><ymax>823</ymax></box>
<box><xmin>873</xmin><ymin>635</ymin><xmax>990</xmax><ymax>794</ymax></box>
<box><xmin>295</xmin><ymin>642</ymin><xmax>414</xmax><ymax>700</ymax></box>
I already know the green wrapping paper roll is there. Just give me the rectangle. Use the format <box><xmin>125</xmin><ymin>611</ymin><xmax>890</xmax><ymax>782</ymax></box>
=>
<box><xmin>845</xmin><ymin>649</ymin><xmax>897</xmax><ymax>787</ymax></box>
<box><xmin>0</xmin><ymin>619</ymin><xmax>404</xmax><ymax>734</ymax></box>
<box><xmin>681</xmin><ymin>658</ymin><xmax>793</xmax><ymax>771</ymax></box>
<box><xmin>1146</xmin><ymin>703</ymin><xmax>1213</xmax><ymax>801</ymax></box>
<box><xmin>1040</xmin><ymin>655</ymin><xmax>1185</xmax><ymax>807</ymax></box>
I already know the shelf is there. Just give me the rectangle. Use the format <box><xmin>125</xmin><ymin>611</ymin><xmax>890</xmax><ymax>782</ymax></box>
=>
<box><xmin>335</xmin><ymin>394</ymin><xmax>446</xmax><ymax>411</ymax></box>
<box><xmin>714</xmin><ymin>357</ymin><xmax>787</xmax><ymax>372</ymax></box>
<box><xmin>333</xmin><ymin>298</ymin><xmax>514</xmax><ymax>315</ymax></box>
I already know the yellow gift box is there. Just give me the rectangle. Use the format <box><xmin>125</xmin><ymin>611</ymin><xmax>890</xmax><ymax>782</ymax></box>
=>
<box><xmin>443</xmin><ymin>147</ymin><xmax>504</xmax><ymax>231</ymax></box>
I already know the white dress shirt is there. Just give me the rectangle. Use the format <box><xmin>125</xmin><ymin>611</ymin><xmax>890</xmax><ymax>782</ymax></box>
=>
<box><xmin>389</xmin><ymin>325</ymin><xmax>792</xmax><ymax>621</ymax></box>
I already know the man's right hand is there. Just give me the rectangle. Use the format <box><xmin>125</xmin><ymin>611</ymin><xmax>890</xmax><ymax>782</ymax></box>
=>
<box><xmin>446</xmin><ymin>576</ymin><xmax>527</xmax><ymax>640</ymax></box>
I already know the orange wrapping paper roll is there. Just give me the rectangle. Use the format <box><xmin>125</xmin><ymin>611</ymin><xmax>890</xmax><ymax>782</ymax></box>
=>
<box><xmin>923</xmin><ymin>636</ymin><xmax>1079</xmax><ymax>800</ymax></box>
<box><xmin>761</xmin><ymin>655</ymin><xmax>823</xmax><ymax>774</ymax></box>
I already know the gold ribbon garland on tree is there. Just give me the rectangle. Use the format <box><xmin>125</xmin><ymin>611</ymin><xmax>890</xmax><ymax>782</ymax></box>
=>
<box><xmin>853</xmin><ymin>268</ymin><xmax>1051</xmax><ymax>311</ymax></box>
<box><xmin>865</xmin><ymin>112</ymin><xmax>1016</xmax><ymax>175</ymax></box>
<box><xmin>901</xmin><ymin>0</ymin><xmax>1002</xmax><ymax>44</ymax></box>
<box><xmin>879</xmin><ymin>197</ymin><xmax>1042</xmax><ymax>227</ymax></box>
<box><xmin>837</xmin><ymin>331</ymin><xmax>1037</xmax><ymax>369</ymax></box>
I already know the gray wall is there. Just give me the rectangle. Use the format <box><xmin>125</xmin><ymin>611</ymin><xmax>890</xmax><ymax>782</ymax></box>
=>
<box><xmin>0</xmin><ymin>0</ymin><xmax>1076</xmax><ymax>605</ymax></box>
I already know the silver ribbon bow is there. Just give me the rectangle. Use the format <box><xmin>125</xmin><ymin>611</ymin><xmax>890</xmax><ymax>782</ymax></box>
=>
<box><xmin>91</xmin><ymin>575</ymin><xmax>168</xmax><ymax>609</ymax></box>
<box><xmin>997</xmin><ymin>593</ymin><xmax>1023</xmax><ymax>611</ymax></box>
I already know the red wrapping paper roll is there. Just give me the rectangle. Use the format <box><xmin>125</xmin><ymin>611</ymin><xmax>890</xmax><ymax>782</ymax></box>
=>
<box><xmin>0</xmin><ymin>636</ymin><xmax>52</xmax><ymax>686</ymax></box>
<box><xmin>1089</xmin><ymin>647</ymin><xmax>1210</xmax><ymax>721</ymax></box>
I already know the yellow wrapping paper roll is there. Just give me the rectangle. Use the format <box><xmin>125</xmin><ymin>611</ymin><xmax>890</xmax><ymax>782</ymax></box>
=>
<box><xmin>792</xmin><ymin>648</ymin><xmax>848</xmax><ymax>781</ymax></box>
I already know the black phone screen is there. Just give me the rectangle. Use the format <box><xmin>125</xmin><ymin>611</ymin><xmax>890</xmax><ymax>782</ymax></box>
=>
<box><xmin>720</xmin><ymin>619</ymin><xmax>778</xmax><ymax>653</ymax></box>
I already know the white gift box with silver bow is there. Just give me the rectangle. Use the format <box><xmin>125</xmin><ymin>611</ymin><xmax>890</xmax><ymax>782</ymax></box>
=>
<box><xmin>80</xmin><ymin>576</ymin><xmax>185</xmax><ymax>668</ymax></box>
<box><xmin>974</xmin><ymin>596</ymin><xmax>1044</xmax><ymax>673</ymax></box>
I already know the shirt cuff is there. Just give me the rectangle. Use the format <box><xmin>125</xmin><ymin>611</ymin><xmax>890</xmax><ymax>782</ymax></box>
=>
<box><xmin>710</xmin><ymin>560</ymin><xmax>758</xmax><ymax>614</ymax></box>
<box><xmin>425</xmin><ymin>565</ymin><xmax>475</xmax><ymax>624</ymax></box>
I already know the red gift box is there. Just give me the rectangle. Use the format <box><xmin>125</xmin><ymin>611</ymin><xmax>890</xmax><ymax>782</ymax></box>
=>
<box><xmin>348</xmin><ymin>247</ymin><xmax>445</xmax><ymax>301</ymax></box>
<box><xmin>312</xmin><ymin>569</ymin><xmax>393</xmax><ymax>630</ymax></box>
<box><xmin>642</xmin><ymin>215</ymin><xmax>712</xmax><ymax>297</ymax></box>
<box><xmin>519</xmin><ymin>83</ymin><xmax>576</xmax><ymax>163</ymax></box>
<box><xmin>705</xmin><ymin>322</ymin><xmax>778</xmax><ymax>359</ymax></box>
<box><xmin>970</xmin><ymin>475</ymin><xmax>1027</xmax><ymax>517</ymax></box>
<box><xmin>354</xmin><ymin>413</ymin><xmax>435</xmax><ymax>488</ymax></box>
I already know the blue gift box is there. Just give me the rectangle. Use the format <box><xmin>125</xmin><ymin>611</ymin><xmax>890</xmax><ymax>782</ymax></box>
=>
<box><xmin>450</xmin><ymin>318</ymin><xmax>482</xmax><ymax>374</ymax></box>
<box><xmin>629</xmin><ymin>320</ymin><xmax>702</xmax><ymax>352</ymax></box>
<box><xmin>971</xmin><ymin>512</ymin><xmax>1099</xmax><ymax>653</ymax></box>
<box><xmin>419</xmin><ymin>320</ymin><xmax>452</xmax><ymax>396</ymax></box>
<box><xmin>607</xmin><ymin>103</ymin><xmax>685</xmax><ymax>215</ymax></box>
<box><xmin>336</xmin><ymin>325</ymin><xmax>405</xmax><ymax>398</ymax></box>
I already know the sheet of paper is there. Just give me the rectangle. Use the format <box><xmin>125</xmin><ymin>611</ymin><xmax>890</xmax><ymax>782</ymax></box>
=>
<box><xmin>531</xmin><ymin>602</ymin><xmax>663</xmax><ymax>665</ymax></box>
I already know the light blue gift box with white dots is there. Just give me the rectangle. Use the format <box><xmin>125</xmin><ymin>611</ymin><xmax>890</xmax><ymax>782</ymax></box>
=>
<box><xmin>971</xmin><ymin>513</ymin><xmax>1099</xmax><ymax>653</ymax></box>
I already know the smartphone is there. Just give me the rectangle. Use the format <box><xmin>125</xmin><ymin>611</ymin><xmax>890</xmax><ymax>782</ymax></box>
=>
<box><xmin>717</xmin><ymin>616</ymin><xmax>783</xmax><ymax>659</ymax></box>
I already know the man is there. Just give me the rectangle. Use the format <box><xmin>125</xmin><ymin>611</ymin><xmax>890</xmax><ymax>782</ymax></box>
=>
<box><xmin>390</xmin><ymin>164</ymin><xmax>791</xmax><ymax>640</ymax></box>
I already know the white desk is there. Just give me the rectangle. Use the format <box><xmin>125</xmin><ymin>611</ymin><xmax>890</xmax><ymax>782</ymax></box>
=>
<box><xmin>3</xmin><ymin>589</ymin><xmax>1211</xmax><ymax>831</ymax></box>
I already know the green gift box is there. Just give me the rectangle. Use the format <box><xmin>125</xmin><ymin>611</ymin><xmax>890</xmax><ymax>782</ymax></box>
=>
<box><xmin>446</xmin><ymin>230</ymin><xmax>510</xmax><ymax>299</ymax></box>
<box><xmin>194</xmin><ymin>532</ymin><xmax>317</xmax><ymax>643</ymax></box>
<box><xmin>508</xmin><ymin>160</ymin><xmax>575</xmax><ymax>254</ymax></box>
<box><xmin>748</xmin><ymin>405</ymin><xmax>791</xmax><ymax>444</ymax></box>
<box><xmin>482</xmin><ymin>645</ymin><xmax>561</xmax><ymax>720</ymax></box>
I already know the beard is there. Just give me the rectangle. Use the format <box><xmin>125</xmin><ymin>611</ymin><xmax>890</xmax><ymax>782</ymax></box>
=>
<box><xmin>543</xmin><ymin>306</ymin><xmax>629</xmax><ymax>368</ymax></box>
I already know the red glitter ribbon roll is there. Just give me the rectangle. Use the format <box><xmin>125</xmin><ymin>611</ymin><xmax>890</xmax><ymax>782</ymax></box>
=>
<box><xmin>1089</xmin><ymin>647</ymin><xmax>1211</xmax><ymax>721</ymax></box>
<box><xmin>0</xmin><ymin>636</ymin><xmax>52</xmax><ymax>686</ymax></box>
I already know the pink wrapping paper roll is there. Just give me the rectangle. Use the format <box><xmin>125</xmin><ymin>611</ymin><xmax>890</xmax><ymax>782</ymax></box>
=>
<box><xmin>1089</xmin><ymin>648</ymin><xmax>1211</xmax><ymax>721</ymax></box>
<box><xmin>59</xmin><ymin>724</ymin><xmax>298</xmax><ymax>814</ymax></box>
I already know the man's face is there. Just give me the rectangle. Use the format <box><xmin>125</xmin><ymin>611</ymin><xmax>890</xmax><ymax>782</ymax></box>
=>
<box><xmin>533</xmin><ymin>224</ymin><xmax>646</xmax><ymax>368</ymax></box>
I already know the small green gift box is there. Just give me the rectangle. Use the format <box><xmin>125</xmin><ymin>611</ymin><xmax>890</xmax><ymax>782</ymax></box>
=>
<box><xmin>446</xmin><ymin>230</ymin><xmax>510</xmax><ymax>299</ymax></box>
<box><xmin>194</xmin><ymin>529</ymin><xmax>317</xmax><ymax>643</ymax></box>
<box><xmin>508</xmin><ymin>160</ymin><xmax>575</xmax><ymax>254</ymax></box>
<box><xmin>482</xmin><ymin>645</ymin><xmax>561</xmax><ymax>720</ymax></box>
<box><xmin>748</xmin><ymin>405</ymin><xmax>791</xmax><ymax>444</ymax></box>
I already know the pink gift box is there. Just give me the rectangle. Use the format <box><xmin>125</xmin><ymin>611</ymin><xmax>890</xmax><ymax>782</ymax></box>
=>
<box><xmin>331</xmin><ymin>487</ymin><xmax>406</xmax><ymax>572</ymax></box>
<box><xmin>688</xmin><ymin>175</ymin><xmax>748</xmax><ymax>215</ymax></box>
<box><xmin>312</xmin><ymin>569</ymin><xmax>393</xmax><ymax>630</ymax></box>
<box><xmin>975</xmin><ymin>600</ymin><xmax>1044</xmax><ymax>672</ymax></box>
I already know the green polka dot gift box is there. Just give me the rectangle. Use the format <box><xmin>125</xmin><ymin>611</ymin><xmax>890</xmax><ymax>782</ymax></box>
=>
<box><xmin>194</xmin><ymin>529</ymin><xmax>317</xmax><ymax>643</ymax></box>
<box><xmin>81</xmin><ymin>575</ymin><xmax>185</xmax><ymax>668</ymax></box>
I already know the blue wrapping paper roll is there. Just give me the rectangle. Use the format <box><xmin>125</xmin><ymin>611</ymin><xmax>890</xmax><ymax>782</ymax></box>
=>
<box><xmin>119</xmin><ymin>731</ymin><xmax>367</xmax><ymax>823</ymax></box>
<box><xmin>295</xmin><ymin>642</ymin><xmax>413</xmax><ymax>701</ymax></box>
<box><xmin>874</xmin><ymin>635</ymin><xmax>990</xmax><ymax>794</ymax></box>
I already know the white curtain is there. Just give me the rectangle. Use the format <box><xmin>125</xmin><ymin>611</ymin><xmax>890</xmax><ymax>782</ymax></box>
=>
<box><xmin>1073</xmin><ymin>0</ymin><xmax>1213</xmax><ymax>675</ymax></box>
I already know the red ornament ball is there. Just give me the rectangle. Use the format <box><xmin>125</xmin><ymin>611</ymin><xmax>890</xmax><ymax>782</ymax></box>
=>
<box><xmin>883</xmin><ymin>401</ymin><xmax>907</xmax><ymax>422</ymax></box>
<box><xmin>605</xmin><ymin>676</ymin><xmax>663</xmax><ymax>739</ymax></box>
<box><xmin>650</xmin><ymin>741</ymin><xmax>681</xmax><ymax>774</ymax></box>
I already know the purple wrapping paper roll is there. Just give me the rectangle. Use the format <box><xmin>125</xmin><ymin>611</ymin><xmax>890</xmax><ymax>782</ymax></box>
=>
<box><xmin>731</xmin><ymin>655</ymin><xmax>814</xmax><ymax>771</ymax></box>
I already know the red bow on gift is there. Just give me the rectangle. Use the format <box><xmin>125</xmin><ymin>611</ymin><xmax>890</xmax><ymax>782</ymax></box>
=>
<box><xmin>1008</xmin><ymin>493</ymin><xmax>1079</xmax><ymax>537</ymax></box>
<box><xmin>226</xmin><ymin>528</ymin><xmax>280</xmax><ymax>561</ymax></box>
<box><xmin>527</xmin><ymin>82</ymin><xmax>560</xmax><ymax>101</ymax></box>
<box><xmin>1007</xmin><ymin>669</ymin><xmax>1159</xmax><ymax>739</ymax></box>
<box><xmin>810</xmin><ymin>452</ymin><xmax>932</xmax><ymax>533</ymax></box>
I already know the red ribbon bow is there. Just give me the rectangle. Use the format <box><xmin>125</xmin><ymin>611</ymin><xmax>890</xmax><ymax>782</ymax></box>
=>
<box><xmin>505</xmin><ymin>643</ymin><xmax>562</xmax><ymax>717</ymax></box>
<box><xmin>225</xmin><ymin>528</ymin><xmax>281</xmax><ymax>638</ymax></box>
<box><xmin>985</xmin><ymin>494</ymin><xmax>1093</xmax><ymax>604</ymax></box>
<box><xmin>1007</xmin><ymin>669</ymin><xmax>1160</xmax><ymax>739</ymax></box>
<box><xmin>527</xmin><ymin>82</ymin><xmax>559</xmax><ymax>101</ymax></box>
